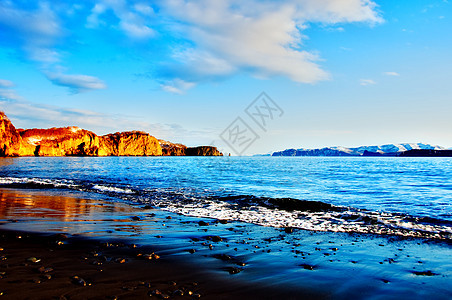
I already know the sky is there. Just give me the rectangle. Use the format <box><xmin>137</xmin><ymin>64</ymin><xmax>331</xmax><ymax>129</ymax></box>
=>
<box><xmin>0</xmin><ymin>0</ymin><xmax>451</xmax><ymax>155</ymax></box>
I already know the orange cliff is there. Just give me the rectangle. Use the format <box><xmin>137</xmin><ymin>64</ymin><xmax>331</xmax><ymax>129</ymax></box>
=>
<box><xmin>0</xmin><ymin>112</ymin><xmax>35</xmax><ymax>156</ymax></box>
<box><xmin>0</xmin><ymin>111</ymin><xmax>221</xmax><ymax>157</ymax></box>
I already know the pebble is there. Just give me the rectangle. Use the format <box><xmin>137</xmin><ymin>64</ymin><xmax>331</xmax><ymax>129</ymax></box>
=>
<box><xmin>143</xmin><ymin>253</ymin><xmax>160</xmax><ymax>260</ymax></box>
<box><xmin>188</xmin><ymin>249</ymin><xmax>196</xmax><ymax>254</ymax></box>
<box><xmin>198</xmin><ymin>221</ymin><xmax>209</xmax><ymax>226</ymax></box>
<box><xmin>225</xmin><ymin>267</ymin><xmax>242</xmax><ymax>274</ymax></box>
<box><xmin>412</xmin><ymin>270</ymin><xmax>437</xmax><ymax>276</ymax></box>
<box><xmin>26</xmin><ymin>257</ymin><xmax>40</xmax><ymax>263</ymax></box>
<box><xmin>32</xmin><ymin>278</ymin><xmax>41</xmax><ymax>284</ymax></box>
<box><xmin>38</xmin><ymin>266</ymin><xmax>54</xmax><ymax>273</ymax></box>
<box><xmin>71</xmin><ymin>275</ymin><xmax>89</xmax><ymax>286</ymax></box>
<box><xmin>300</xmin><ymin>264</ymin><xmax>315</xmax><ymax>270</ymax></box>
<box><xmin>284</xmin><ymin>227</ymin><xmax>294</xmax><ymax>233</ymax></box>
<box><xmin>131</xmin><ymin>216</ymin><xmax>141</xmax><ymax>221</ymax></box>
<box><xmin>173</xmin><ymin>289</ymin><xmax>184</xmax><ymax>296</ymax></box>
<box><xmin>209</xmin><ymin>236</ymin><xmax>222</xmax><ymax>242</ymax></box>
<box><xmin>114</xmin><ymin>258</ymin><xmax>126</xmax><ymax>264</ymax></box>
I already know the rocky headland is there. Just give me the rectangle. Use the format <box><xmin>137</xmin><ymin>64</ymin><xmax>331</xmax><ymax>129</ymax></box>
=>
<box><xmin>0</xmin><ymin>112</ymin><xmax>221</xmax><ymax>157</ymax></box>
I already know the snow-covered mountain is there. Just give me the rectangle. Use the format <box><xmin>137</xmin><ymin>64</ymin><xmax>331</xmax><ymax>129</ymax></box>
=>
<box><xmin>272</xmin><ymin>143</ymin><xmax>445</xmax><ymax>156</ymax></box>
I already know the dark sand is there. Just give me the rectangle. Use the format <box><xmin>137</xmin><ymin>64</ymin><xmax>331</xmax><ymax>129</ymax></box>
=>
<box><xmin>0</xmin><ymin>188</ymin><xmax>323</xmax><ymax>299</ymax></box>
<box><xmin>1</xmin><ymin>188</ymin><xmax>451</xmax><ymax>299</ymax></box>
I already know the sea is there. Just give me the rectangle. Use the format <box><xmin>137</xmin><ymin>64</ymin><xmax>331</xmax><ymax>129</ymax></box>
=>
<box><xmin>1</xmin><ymin>156</ymin><xmax>452</xmax><ymax>299</ymax></box>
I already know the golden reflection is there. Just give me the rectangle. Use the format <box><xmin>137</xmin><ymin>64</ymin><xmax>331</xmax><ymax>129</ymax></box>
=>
<box><xmin>0</xmin><ymin>188</ymin><xmax>135</xmax><ymax>222</ymax></box>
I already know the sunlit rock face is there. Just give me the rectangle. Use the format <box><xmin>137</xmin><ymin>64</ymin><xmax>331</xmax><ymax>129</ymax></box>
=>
<box><xmin>0</xmin><ymin>112</ymin><xmax>34</xmax><ymax>156</ymax></box>
<box><xmin>99</xmin><ymin>131</ymin><xmax>162</xmax><ymax>156</ymax></box>
<box><xmin>20</xmin><ymin>127</ymin><xmax>100</xmax><ymax>156</ymax></box>
<box><xmin>1</xmin><ymin>111</ymin><xmax>221</xmax><ymax>157</ymax></box>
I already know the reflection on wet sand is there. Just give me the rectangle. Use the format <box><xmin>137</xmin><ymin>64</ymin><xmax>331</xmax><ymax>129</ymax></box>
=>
<box><xmin>0</xmin><ymin>188</ymin><xmax>150</xmax><ymax>236</ymax></box>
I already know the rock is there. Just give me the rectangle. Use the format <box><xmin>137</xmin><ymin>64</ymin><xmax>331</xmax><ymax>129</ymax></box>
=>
<box><xmin>284</xmin><ymin>227</ymin><xmax>294</xmax><ymax>233</ymax></box>
<box><xmin>143</xmin><ymin>253</ymin><xmax>160</xmax><ymax>260</ymax></box>
<box><xmin>173</xmin><ymin>289</ymin><xmax>184</xmax><ymax>296</ymax></box>
<box><xmin>71</xmin><ymin>275</ymin><xmax>89</xmax><ymax>286</ymax></box>
<box><xmin>198</xmin><ymin>221</ymin><xmax>209</xmax><ymax>226</ymax></box>
<box><xmin>208</xmin><ymin>236</ymin><xmax>223</xmax><ymax>242</ymax></box>
<box><xmin>114</xmin><ymin>258</ymin><xmax>126</xmax><ymax>264</ymax></box>
<box><xmin>0</xmin><ymin>112</ymin><xmax>34</xmax><ymax>156</ymax></box>
<box><xmin>159</xmin><ymin>139</ymin><xmax>187</xmax><ymax>156</ymax></box>
<box><xmin>26</xmin><ymin>257</ymin><xmax>41</xmax><ymax>263</ymax></box>
<box><xmin>38</xmin><ymin>266</ymin><xmax>53</xmax><ymax>273</ymax></box>
<box><xmin>185</xmin><ymin>146</ymin><xmax>222</xmax><ymax>156</ymax></box>
<box><xmin>20</xmin><ymin>127</ymin><xmax>100</xmax><ymax>156</ymax></box>
<box><xmin>99</xmin><ymin>131</ymin><xmax>162</xmax><ymax>156</ymax></box>
<box><xmin>225</xmin><ymin>267</ymin><xmax>242</xmax><ymax>275</ymax></box>
<box><xmin>412</xmin><ymin>270</ymin><xmax>438</xmax><ymax>276</ymax></box>
<box><xmin>1</xmin><ymin>111</ymin><xmax>224</xmax><ymax>157</ymax></box>
<box><xmin>188</xmin><ymin>249</ymin><xmax>196</xmax><ymax>254</ymax></box>
<box><xmin>131</xmin><ymin>216</ymin><xmax>141</xmax><ymax>221</ymax></box>
<box><xmin>300</xmin><ymin>264</ymin><xmax>315</xmax><ymax>270</ymax></box>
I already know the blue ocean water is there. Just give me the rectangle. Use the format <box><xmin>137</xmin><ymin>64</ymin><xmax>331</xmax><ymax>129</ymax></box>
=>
<box><xmin>1</xmin><ymin>156</ymin><xmax>452</xmax><ymax>299</ymax></box>
<box><xmin>1</xmin><ymin>156</ymin><xmax>451</xmax><ymax>239</ymax></box>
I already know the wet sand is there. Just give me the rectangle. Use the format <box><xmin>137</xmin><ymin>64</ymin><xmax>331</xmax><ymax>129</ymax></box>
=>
<box><xmin>0</xmin><ymin>188</ymin><xmax>321</xmax><ymax>299</ymax></box>
<box><xmin>1</xmin><ymin>188</ymin><xmax>451</xmax><ymax>299</ymax></box>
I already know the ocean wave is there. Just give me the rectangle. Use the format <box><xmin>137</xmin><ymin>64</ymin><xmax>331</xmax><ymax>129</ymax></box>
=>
<box><xmin>1</xmin><ymin>176</ymin><xmax>451</xmax><ymax>241</ymax></box>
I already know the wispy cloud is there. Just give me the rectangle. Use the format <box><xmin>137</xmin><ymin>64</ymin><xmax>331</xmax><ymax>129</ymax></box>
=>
<box><xmin>0</xmin><ymin>1</ymin><xmax>61</xmax><ymax>64</ymax></box>
<box><xmin>86</xmin><ymin>0</ymin><xmax>155</xmax><ymax>40</ymax></box>
<box><xmin>0</xmin><ymin>79</ymin><xmax>21</xmax><ymax>101</ymax></box>
<box><xmin>0</xmin><ymin>88</ymin><xmax>215</xmax><ymax>144</ymax></box>
<box><xmin>384</xmin><ymin>71</ymin><xmax>400</xmax><ymax>76</ymax></box>
<box><xmin>45</xmin><ymin>72</ymin><xmax>107</xmax><ymax>93</ymax></box>
<box><xmin>360</xmin><ymin>79</ymin><xmax>377</xmax><ymax>86</ymax></box>
<box><xmin>0</xmin><ymin>79</ymin><xmax>14</xmax><ymax>88</ymax></box>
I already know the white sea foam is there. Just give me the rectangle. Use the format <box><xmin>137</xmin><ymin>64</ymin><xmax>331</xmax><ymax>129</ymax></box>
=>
<box><xmin>92</xmin><ymin>184</ymin><xmax>134</xmax><ymax>194</ymax></box>
<box><xmin>150</xmin><ymin>197</ymin><xmax>452</xmax><ymax>240</ymax></box>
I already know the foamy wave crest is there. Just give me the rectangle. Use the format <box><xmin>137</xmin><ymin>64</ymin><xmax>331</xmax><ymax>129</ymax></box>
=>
<box><xmin>1</xmin><ymin>176</ymin><xmax>451</xmax><ymax>240</ymax></box>
<box><xmin>92</xmin><ymin>184</ymin><xmax>134</xmax><ymax>194</ymax></box>
<box><xmin>147</xmin><ymin>195</ymin><xmax>452</xmax><ymax>240</ymax></box>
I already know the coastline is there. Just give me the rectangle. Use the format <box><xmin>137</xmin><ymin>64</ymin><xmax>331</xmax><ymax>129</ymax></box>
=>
<box><xmin>0</xmin><ymin>188</ymin><xmax>323</xmax><ymax>299</ymax></box>
<box><xmin>1</xmin><ymin>187</ymin><xmax>451</xmax><ymax>299</ymax></box>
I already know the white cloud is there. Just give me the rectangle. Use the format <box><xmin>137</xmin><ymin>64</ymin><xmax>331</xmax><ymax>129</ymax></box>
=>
<box><xmin>161</xmin><ymin>79</ymin><xmax>195</xmax><ymax>94</ymax></box>
<box><xmin>384</xmin><ymin>71</ymin><xmax>400</xmax><ymax>76</ymax></box>
<box><xmin>120</xmin><ymin>21</ymin><xmax>155</xmax><ymax>39</ymax></box>
<box><xmin>86</xmin><ymin>0</ymin><xmax>156</xmax><ymax>40</ymax></box>
<box><xmin>157</xmin><ymin>0</ymin><xmax>382</xmax><ymax>91</ymax></box>
<box><xmin>45</xmin><ymin>73</ymin><xmax>107</xmax><ymax>93</ymax></box>
<box><xmin>0</xmin><ymin>1</ymin><xmax>62</xmax><ymax>64</ymax></box>
<box><xmin>0</xmin><ymin>79</ymin><xmax>21</xmax><ymax>101</ymax></box>
<box><xmin>0</xmin><ymin>79</ymin><xmax>14</xmax><ymax>88</ymax></box>
<box><xmin>360</xmin><ymin>79</ymin><xmax>377</xmax><ymax>86</ymax></box>
<box><xmin>0</xmin><ymin>98</ymin><xmax>215</xmax><ymax>143</ymax></box>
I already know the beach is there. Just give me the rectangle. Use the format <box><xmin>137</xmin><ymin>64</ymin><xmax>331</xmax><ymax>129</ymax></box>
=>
<box><xmin>1</xmin><ymin>187</ymin><xmax>451</xmax><ymax>299</ymax></box>
<box><xmin>0</xmin><ymin>188</ymin><xmax>323</xmax><ymax>299</ymax></box>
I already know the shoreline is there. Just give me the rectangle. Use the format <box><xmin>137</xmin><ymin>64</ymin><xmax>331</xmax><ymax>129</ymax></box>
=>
<box><xmin>0</xmin><ymin>188</ymin><xmax>323</xmax><ymax>299</ymax></box>
<box><xmin>1</xmin><ymin>187</ymin><xmax>451</xmax><ymax>299</ymax></box>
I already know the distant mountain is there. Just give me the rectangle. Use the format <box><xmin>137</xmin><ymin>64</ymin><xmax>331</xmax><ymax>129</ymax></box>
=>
<box><xmin>272</xmin><ymin>143</ymin><xmax>446</xmax><ymax>157</ymax></box>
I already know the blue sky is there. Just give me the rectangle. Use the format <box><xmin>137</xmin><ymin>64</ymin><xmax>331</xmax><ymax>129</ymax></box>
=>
<box><xmin>0</xmin><ymin>0</ymin><xmax>451</xmax><ymax>155</ymax></box>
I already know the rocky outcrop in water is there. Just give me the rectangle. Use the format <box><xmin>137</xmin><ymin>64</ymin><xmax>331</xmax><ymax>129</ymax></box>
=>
<box><xmin>0</xmin><ymin>111</ymin><xmax>221</xmax><ymax>157</ymax></box>
<box><xmin>186</xmin><ymin>146</ymin><xmax>222</xmax><ymax>156</ymax></box>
